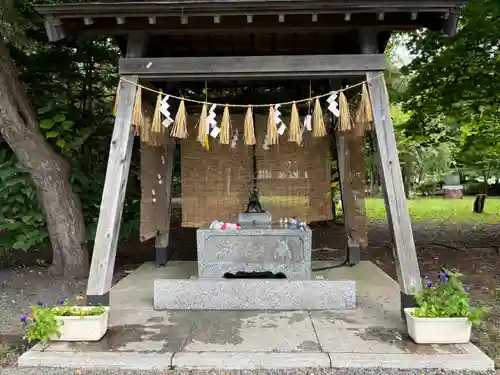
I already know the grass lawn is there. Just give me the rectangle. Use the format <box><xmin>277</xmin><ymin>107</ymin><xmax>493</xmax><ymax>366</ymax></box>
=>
<box><xmin>366</xmin><ymin>196</ymin><xmax>500</xmax><ymax>224</ymax></box>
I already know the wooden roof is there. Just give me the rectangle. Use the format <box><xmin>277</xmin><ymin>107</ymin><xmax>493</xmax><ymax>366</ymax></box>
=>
<box><xmin>38</xmin><ymin>0</ymin><xmax>466</xmax><ymax>44</ymax></box>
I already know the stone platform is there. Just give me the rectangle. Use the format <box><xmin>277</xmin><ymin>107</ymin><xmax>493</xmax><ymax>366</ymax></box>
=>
<box><xmin>18</xmin><ymin>261</ymin><xmax>494</xmax><ymax>372</ymax></box>
<box><xmin>157</xmin><ymin>225</ymin><xmax>355</xmax><ymax>310</ymax></box>
<box><xmin>154</xmin><ymin>275</ymin><xmax>355</xmax><ymax>310</ymax></box>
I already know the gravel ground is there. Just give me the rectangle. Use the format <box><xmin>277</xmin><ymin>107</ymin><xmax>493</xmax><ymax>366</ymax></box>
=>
<box><xmin>0</xmin><ymin>265</ymin><xmax>135</xmax><ymax>367</ymax></box>
<box><xmin>0</xmin><ymin>368</ymin><xmax>497</xmax><ymax>375</ymax></box>
<box><xmin>0</xmin><ymin>268</ymin><xmax>88</xmax><ymax>336</ymax></box>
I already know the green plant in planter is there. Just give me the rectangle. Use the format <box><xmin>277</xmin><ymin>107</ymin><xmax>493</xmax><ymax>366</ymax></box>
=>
<box><xmin>412</xmin><ymin>269</ymin><xmax>487</xmax><ymax>324</ymax></box>
<box><xmin>20</xmin><ymin>298</ymin><xmax>106</xmax><ymax>343</ymax></box>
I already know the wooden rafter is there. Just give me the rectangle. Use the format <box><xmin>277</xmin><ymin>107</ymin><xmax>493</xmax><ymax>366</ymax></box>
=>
<box><xmin>119</xmin><ymin>54</ymin><xmax>386</xmax><ymax>81</ymax></box>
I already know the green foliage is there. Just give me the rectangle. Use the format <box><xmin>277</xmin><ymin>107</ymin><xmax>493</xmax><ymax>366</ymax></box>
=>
<box><xmin>20</xmin><ymin>299</ymin><xmax>106</xmax><ymax>343</ymax></box>
<box><xmin>0</xmin><ymin>149</ymin><xmax>48</xmax><ymax>251</ymax></box>
<box><xmin>3</xmin><ymin>13</ymin><xmax>143</xmax><ymax>251</ymax></box>
<box><xmin>412</xmin><ymin>269</ymin><xmax>487</xmax><ymax>324</ymax></box>
<box><xmin>399</xmin><ymin>0</ymin><xmax>500</xmax><ymax>180</ymax></box>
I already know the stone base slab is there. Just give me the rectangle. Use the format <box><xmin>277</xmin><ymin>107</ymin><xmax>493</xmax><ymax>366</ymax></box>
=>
<box><xmin>153</xmin><ymin>279</ymin><xmax>356</xmax><ymax>310</ymax></box>
<box><xmin>19</xmin><ymin>349</ymin><xmax>494</xmax><ymax>371</ymax></box>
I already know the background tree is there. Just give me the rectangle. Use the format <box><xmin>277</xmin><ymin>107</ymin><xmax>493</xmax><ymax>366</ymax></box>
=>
<box><xmin>400</xmin><ymin>0</ymin><xmax>500</xmax><ymax>187</ymax></box>
<box><xmin>0</xmin><ymin>0</ymin><xmax>135</xmax><ymax>276</ymax></box>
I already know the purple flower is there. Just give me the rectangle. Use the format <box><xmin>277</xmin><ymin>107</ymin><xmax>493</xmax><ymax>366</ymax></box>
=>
<box><xmin>464</xmin><ymin>286</ymin><xmax>470</xmax><ymax>292</ymax></box>
<box><xmin>425</xmin><ymin>280</ymin><xmax>432</xmax><ymax>288</ymax></box>
<box><xmin>37</xmin><ymin>301</ymin><xmax>46</xmax><ymax>307</ymax></box>
<box><xmin>58</xmin><ymin>298</ymin><xmax>67</xmax><ymax>305</ymax></box>
<box><xmin>20</xmin><ymin>315</ymin><xmax>27</xmax><ymax>323</ymax></box>
<box><xmin>439</xmin><ymin>271</ymin><xmax>449</xmax><ymax>282</ymax></box>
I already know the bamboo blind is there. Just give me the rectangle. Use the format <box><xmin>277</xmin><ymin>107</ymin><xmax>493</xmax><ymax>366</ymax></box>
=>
<box><xmin>181</xmin><ymin>114</ymin><xmax>254</xmax><ymax>227</ymax></box>
<box><xmin>181</xmin><ymin>113</ymin><xmax>332</xmax><ymax>227</ymax></box>
<box><xmin>254</xmin><ymin>114</ymin><xmax>333</xmax><ymax>223</ymax></box>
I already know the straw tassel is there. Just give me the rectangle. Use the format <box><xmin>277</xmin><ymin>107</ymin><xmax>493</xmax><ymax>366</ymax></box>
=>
<box><xmin>355</xmin><ymin>83</ymin><xmax>374</xmax><ymax>130</ymax></box>
<box><xmin>339</xmin><ymin>92</ymin><xmax>352</xmax><ymax>131</ymax></box>
<box><xmin>244</xmin><ymin>105</ymin><xmax>256</xmax><ymax>145</ymax></box>
<box><xmin>132</xmin><ymin>87</ymin><xmax>143</xmax><ymax>133</ymax></box>
<box><xmin>219</xmin><ymin>104</ymin><xmax>231</xmax><ymax>144</ymax></box>
<box><xmin>113</xmin><ymin>82</ymin><xmax>121</xmax><ymax>116</ymax></box>
<box><xmin>312</xmin><ymin>98</ymin><xmax>326</xmax><ymax>137</ymax></box>
<box><xmin>170</xmin><ymin>99</ymin><xmax>188</xmax><ymax>138</ymax></box>
<box><xmin>288</xmin><ymin>102</ymin><xmax>301</xmax><ymax>145</ymax></box>
<box><xmin>140</xmin><ymin>111</ymin><xmax>151</xmax><ymax>145</ymax></box>
<box><xmin>266</xmin><ymin>105</ymin><xmax>278</xmax><ymax>145</ymax></box>
<box><xmin>197</xmin><ymin>103</ymin><xmax>209</xmax><ymax>147</ymax></box>
<box><xmin>151</xmin><ymin>93</ymin><xmax>163</xmax><ymax>134</ymax></box>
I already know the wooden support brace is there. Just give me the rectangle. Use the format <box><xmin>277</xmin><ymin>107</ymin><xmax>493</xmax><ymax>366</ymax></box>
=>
<box><xmin>155</xmin><ymin>137</ymin><xmax>176</xmax><ymax>266</ymax></box>
<box><xmin>44</xmin><ymin>17</ymin><xmax>65</xmax><ymax>42</ymax></box>
<box><xmin>335</xmin><ymin>129</ymin><xmax>360</xmax><ymax>265</ymax></box>
<box><xmin>86</xmin><ymin>32</ymin><xmax>148</xmax><ymax>306</ymax></box>
<box><xmin>366</xmin><ymin>72</ymin><xmax>422</xmax><ymax>313</ymax></box>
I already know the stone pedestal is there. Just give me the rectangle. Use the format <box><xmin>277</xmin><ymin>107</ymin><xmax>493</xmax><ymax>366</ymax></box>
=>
<box><xmin>443</xmin><ymin>185</ymin><xmax>464</xmax><ymax>199</ymax></box>
<box><xmin>197</xmin><ymin>224</ymin><xmax>312</xmax><ymax>280</ymax></box>
<box><xmin>154</xmin><ymin>216</ymin><xmax>356</xmax><ymax>310</ymax></box>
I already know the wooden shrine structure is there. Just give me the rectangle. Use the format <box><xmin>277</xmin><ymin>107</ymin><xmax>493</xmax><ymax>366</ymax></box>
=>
<box><xmin>36</xmin><ymin>0</ymin><xmax>466</xmax><ymax>313</ymax></box>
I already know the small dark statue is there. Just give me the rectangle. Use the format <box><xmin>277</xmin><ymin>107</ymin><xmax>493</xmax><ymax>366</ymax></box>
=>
<box><xmin>245</xmin><ymin>189</ymin><xmax>265</xmax><ymax>213</ymax></box>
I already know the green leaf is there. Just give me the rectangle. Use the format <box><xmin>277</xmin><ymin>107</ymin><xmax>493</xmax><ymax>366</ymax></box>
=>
<box><xmin>40</xmin><ymin>119</ymin><xmax>54</xmax><ymax>129</ymax></box>
<box><xmin>4</xmin><ymin>177</ymin><xmax>27</xmax><ymax>188</ymax></box>
<box><xmin>45</xmin><ymin>131</ymin><xmax>60</xmax><ymax>139</ymax></box>
<box><xmin>2</xmin><ymin>221</ymin><xmax>21</xmax><ymax>230</ymax></box>
<box><xmin>21</xmin><ymin>215</ymin><xmax>33</xmax><ymax>224</ymax></box>
<box><xmin>13</xmin><ymin>241</ymin><xmax>31</xmax><ymax>251</ymax></box>
<box><xmin>53</xmin><ymin>114</ymin><xmax>66</xmax><ymax>122</ymax></box>
<box><xmin>61</xmin><ymin>121</ymin><xmax>74</xmax><ymax>130</ymax></box>
<box><xmin>56</xmin><ymin>139</ymin><xmax>66</xmax><ymax>148</ymax></box>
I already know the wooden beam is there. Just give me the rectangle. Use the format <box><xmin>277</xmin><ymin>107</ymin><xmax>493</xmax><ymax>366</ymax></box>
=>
<box><xmin>154</xmin><ymin>137</ymin><xmax>176</xmax><ymax>266</ymax></box>
<box><xmin>44</xmin><ymin>16</ymin><xmax>65</xmax><ymax>42</ymax></box>
<box><xmin>359</xmin><ymin>27</ymin><xmax>379</xmax><ymax>54</ymax></box>
<box><xmin>366</xmin><ymin>72</ymin><xmax>421</xmax><ymax>303</ymax></box>
<box><xmin>443</xmin><ymin>12</ymin><xmax>459</xmax><ymax>36</ymax></box>
<box><xmin>119</xmin><ymin>54</ymin><xmax>385</xmax><ymax>81</ymax></box>
<box><xmin>36</xmin><ymin>1</ymin><xmax>467</xmax><ymax>18</ymax></box>
<box><xmin>86</xmin><ymin>31</ymin><xmax>148</xmax><ymax>305</ymax></box>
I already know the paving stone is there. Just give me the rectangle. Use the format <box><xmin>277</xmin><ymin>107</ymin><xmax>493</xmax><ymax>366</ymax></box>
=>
<box><xmin>181</xmin><ymin>310</ymin><xmax>320</xmax><ymax>352</ymax></box>
<box><xmin>172</xmin><ymin>352</ymin><xmax>331</xmax><ymax>369</ymax></box>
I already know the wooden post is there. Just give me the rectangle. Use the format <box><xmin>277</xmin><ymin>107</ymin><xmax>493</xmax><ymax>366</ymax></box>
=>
<box><xmin>366</xmin><ymin>71</ymin><xmax>422</xmax><ymax>314</ymax></box>
<box><xmin>86</xmin><ymin>32</ymin><xmax>148</xmax><ymax>306</ymax></box>
<box><xmin>155</xmin><ymin>137</ymin><xmax>176</xmax><ymax>266</ymax></box>
<box><xmin>335</xmin><ymin>129</ymin><xmax>360</xmax><ymax>265</ymax></box>
<box><xmin>331</xmin><ymin>78</ymin><xmax>361</xmax><ymax>265</ymax></box>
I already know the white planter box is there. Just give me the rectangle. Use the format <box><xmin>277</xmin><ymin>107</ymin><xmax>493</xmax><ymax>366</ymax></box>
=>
<box><xmin>52</xmin><ymin>306</ymin><xmax>110</xmax><ymax>341</ymax></box>
<box><xmin>404</xmin><ymin>307</ymin><xmax>471</xmax><ymax>344</ymax></box>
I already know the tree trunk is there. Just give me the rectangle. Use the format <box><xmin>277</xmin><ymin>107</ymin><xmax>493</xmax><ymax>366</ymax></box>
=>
<box><xmin>0</xmin><ymin>39</ymin><xmax>88</xmax><ymax>278</ymax></box>
<box><xmin>402</xmin><ymin>158</ymin><xmax>412</xmax><ymax>199</ymax></box>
